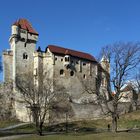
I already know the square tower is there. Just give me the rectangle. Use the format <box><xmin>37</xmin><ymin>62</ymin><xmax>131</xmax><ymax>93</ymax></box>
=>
<box><xmin>5</xmin><ymin>19</ymin><xmax>39</xmax><ymax>83</ymax></box>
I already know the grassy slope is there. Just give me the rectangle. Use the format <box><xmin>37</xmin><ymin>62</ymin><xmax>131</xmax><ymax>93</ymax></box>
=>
<box><xmin>0</xmin><ymin>120</ymin><xmax>20</xmax><ymax>128</ymax></box>
<box><xmin>49</xmin><ymin>110</ymin><xmax>140</xmax><ymax>131</ymax></box>
<box><xmin>1</xmin><ymin>110</ymin><xmax>140</xmax><ymax>137</ymax></box>
<box><xmin>118</xmin><ymin>110</ymin><xmax>140</xmax><ymax>129</ymax></box>
<box><xmin>72</xmin><ymin>110</ymin><xmax>140</xmax><ymax>129</ymax></box>
<box><xmin>16</xmin><ymin>132</ymin><xmax>140</xmax><ymax>140</ymax></box>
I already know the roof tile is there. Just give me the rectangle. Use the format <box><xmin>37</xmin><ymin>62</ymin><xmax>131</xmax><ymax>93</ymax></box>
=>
<box><xmin>13</xmin><ymin>18</ymin><xmax>38</xmax><ymax>35</ymax></box>
<box><xmin>48</xmin><ymin>45</ymin><xmax>97</xmax><ymax>62</ymax></box>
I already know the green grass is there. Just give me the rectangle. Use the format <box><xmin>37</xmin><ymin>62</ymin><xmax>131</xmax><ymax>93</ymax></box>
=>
<box><xmin>0</xmin><ymin>120</ymin><xmax>20</xmax><ymax>128</ymax></box>
<box><xmin>118</xmin><ymin>110</ymin><xmax>140</xmax><ymax>129</ymax></box>
<box><xmin>1</xmin><ymin>110</ymin><xmax>140</xmax><ymax>137</ymax></box>
<box><xmin>15</xmin><ymin>132</ymin><xmax>140</xmax><ymax>140</ymax></box>
<box><xmin>11</xmin><ymin>123</ymin><xmax>36</xmax><ymax>133</ymax></box>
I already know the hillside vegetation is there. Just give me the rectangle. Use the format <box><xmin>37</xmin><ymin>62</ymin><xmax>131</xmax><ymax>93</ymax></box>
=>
<box><xmin>1</xmin><ymin>110</ymin><xmax>140</xmax><ymax>135</ymax></box>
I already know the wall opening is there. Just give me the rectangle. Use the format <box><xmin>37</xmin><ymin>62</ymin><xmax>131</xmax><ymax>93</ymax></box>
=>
<box><xmin>24</xmin><ymin>43</ymin><xmax>27</xmax><ymax>47</ymax></box>
<box><xmin>60</xmin><ymin>69</ymin><xmax>64</xmax><ymax>75</ymax></box>
<box><xmin>70</xmin><ymin>71</ymin><xmax>74</xmax><ymax>76</ymax></box>
<box><xmin>65</xmin><ymin>56</ymin><xmax>70</xmax><ymax>62</ymax></box>
<box><xmin>23</xmin><ymin>52</ymin><xmax>28</xmax><ymax>59</ymax></box>
<box><xmin>83</xmin><ymin>62</ymin><xmax>86</xmax><ymax>66</ymax></box>
<box><xmin>83</xmin><ymin>74</ymin><xmax>86</xmax><ymax>79</ymax></box>
<box><xmin>55</xmin><ymin>57</ymin><xmax>57</xmax><ymax>61</ymax></box>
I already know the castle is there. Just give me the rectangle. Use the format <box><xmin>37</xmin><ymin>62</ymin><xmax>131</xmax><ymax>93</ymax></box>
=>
<box><xmin>3</xmin><ymin>19</ymin><xmax>110</xmax><ymax>122</ymax></box>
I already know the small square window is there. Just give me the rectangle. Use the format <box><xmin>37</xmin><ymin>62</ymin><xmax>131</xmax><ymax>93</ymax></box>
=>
<box><xmin>70</xmin><ymin>71</ymin><xmax>74</xmax><ymax>76</ymax></box>
<box><xmin>65</xmin><ymin>56</ymin><xmax>70</xmax><ymax>62</ymax></box>
<box><xmin>83</xmin><ymin>62</ymin><xmax>86</xmax><ymax>66</ymax></box>
<box><xmin>60</xmin><ymin>69</ymin><xmax>64</xmax><ymax>76</ymax></box>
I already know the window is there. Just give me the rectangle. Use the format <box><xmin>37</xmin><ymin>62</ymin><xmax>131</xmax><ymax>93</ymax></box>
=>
<box><xmin>83</xmin><ymin>62</ymin><xmax>86</xmax><ymax>66</ymax></box>
<box><xmin>21</xmin><ymin>29</ymin><xmax>26</xmax><ymax>34</ymax></box>
<box><xmin>55</xmin><ymin>57</ymin><xmax>57</xmax><ymax>61</ymax></box>
<box><xmin>22</xmin><ymin>30</ymin><xmax>26</xmax><ymax>33</ymax></box>
<box><xmin>65</xmin><ymin>56</ymin><xmax>70</xmax><ymax>62</ymax></box>
<box><xmin>60</xmin><ymin>69</ymin><xmax>64</xmax><ymax>75</ymax></box>
<box><xmin>70</xmin><ymin>71</ymin><xmax>74</xmax><ymax>76</ymax></box>
<box><xmin>24</xmin><ymin>43</ymin><xmax>27</xmax><ymax>47</ymax></box>
<box><xmin>21</xmin><ymin>38</ymin><xmax>25</xmax><ymax>42</ymax></box>
<box><xmin>23</xmin><ymin>52</ymin><xmax>28</xmax><ymax>59</ymax></box>
<box><xmin>83</xmin><ymin>74</ymin><xmax>86</xmax><ymax>79</ymax></box>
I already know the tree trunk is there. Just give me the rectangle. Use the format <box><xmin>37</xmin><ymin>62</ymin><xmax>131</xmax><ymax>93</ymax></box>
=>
<box><xmin>135</xmin><ymin>101</ymin><xmax>138</xmax><ymax>110</ymax></box>
<box><xmin>112</xmin><ymin>114</ymin><xmax>117</xmax><ymax>132</ymax></box>
<box><xmin>35</xmin><ymin>119</ymin><xmax>40</xmax><ymax>135</ymax></box>
<box><xmin>65</xmin><ymin>112</ymin><xmax>68</xmax><ymax>133</ymax></box>
<box><xmin>39</xmin><ymin>122</ymin><xmax>43</xmax><ymax>136</ymax></box>
<box><xmin>112</xmin><ymin>95</ymin><xmax>118</xmax><ymax>132</ymax></box>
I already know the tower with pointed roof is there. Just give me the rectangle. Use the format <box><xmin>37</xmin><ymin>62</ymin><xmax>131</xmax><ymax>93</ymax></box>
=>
<box><xmin>2</xmin><ymin>19</ymin><xmax>39</xmax><ymax>121</ymax></box>
<box><xmin>99</xmin><ymin>55</ymin><xmax>110</xmax><ymax>100</ymax></box>
<box><xmin>4</xmin><ymin>19</ymin><xmax>38</xmax><ymax>83</ymax></box>
<box><xmin>100</xmin><ymin>55</ymin><xmax>110</xmax><ymax>74</ymax></box>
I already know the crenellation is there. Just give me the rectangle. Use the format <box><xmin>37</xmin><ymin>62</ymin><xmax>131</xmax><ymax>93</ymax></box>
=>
<box><xmin>3</xmin><ymin>50</ymin><xmax>13</xmax><ymax>56</ymax></box>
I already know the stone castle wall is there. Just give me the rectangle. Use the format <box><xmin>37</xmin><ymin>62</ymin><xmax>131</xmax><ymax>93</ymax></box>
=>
<box><xmin>3</xmin><ymin>51</ymin><xmax>13</xmax><ymax>82</ymax></box>
<box><xmin>2</xmin><ymin>19</ymin><xmax>111</xmax><ymax>122</ymax></box>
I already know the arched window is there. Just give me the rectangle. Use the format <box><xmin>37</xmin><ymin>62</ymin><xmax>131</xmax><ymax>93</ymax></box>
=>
<box><xmin>60</xmin><ymin>69</ymin><xmax>64</xmax><ymax>75</ymax></box>
<box><xmin>70</xmin><ymin>71</ymin><xmax>74</xmax><ymax>76</ymax></box>
<box><xmin>23</xmin><ymin>52</ymin><xmax>28</xmax><ymax>59</ymax></box>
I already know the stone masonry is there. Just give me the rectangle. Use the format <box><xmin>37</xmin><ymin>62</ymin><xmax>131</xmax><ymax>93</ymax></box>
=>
<box><xmin>3</xmin><ymin>19</ymin><xmax>110</xmax><ymax>122</ymax></box>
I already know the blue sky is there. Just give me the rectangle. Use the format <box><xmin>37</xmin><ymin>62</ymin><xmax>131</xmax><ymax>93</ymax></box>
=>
<box><xmin>0</xmin><ymin>0</ymin><xmax>140</xmax><ymax>80</ymax></box>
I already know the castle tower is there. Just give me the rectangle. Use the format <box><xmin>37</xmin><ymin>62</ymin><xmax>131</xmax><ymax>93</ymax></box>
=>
<box><xmin>8</xmin><ymin>19</ymin><xmax>39</xmax><ymax>83</ymax></box>
<box><xmin>100</xmin><ymin>55</ymin><xmax>110</xmax><ymax>74</ymax></box>
<box><xmin>100</xmin><ymin>55</ymin><xmax>110</xmax><ymax>100</ymax></box>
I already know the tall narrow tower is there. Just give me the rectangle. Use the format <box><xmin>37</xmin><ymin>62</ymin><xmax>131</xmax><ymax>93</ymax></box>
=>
<box><xmin>100</xmin><ymin>55</ymin><xmax>110</xmax><ymax>100</ymax></box>
<box><xmin>9</xmin><ymin>19</ymin><xmax>39</xmax><ymax>83</ymax></box>
<box><xmin>100</xmin><ymin>55</ymin><xmax>110</xmax><ymax>74</ymax></box>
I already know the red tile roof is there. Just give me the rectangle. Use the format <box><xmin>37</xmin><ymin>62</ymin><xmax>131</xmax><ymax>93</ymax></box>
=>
<box><xmin>13</xmin><ymin>19</ymin><xmax>38</xmax><ymax>35</ymax></box>
<box><xmin>48</xmin><ymin>45</ymin><xmax>97</xmax><ymax>62</ymax></box>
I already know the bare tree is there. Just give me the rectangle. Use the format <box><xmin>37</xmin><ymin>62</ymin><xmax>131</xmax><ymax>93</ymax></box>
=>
<box><xmin>135</xmin><ymin>70</ymin><xmax>140</xmax><ymax>94</ymax></box>
<box><xmin>82</xmin><ymin>42</ymin><xmax>140</xmax><ymax>132</ymax></box>
<box><xmin>0</xmin><ymin>56</ymin><xmax>2</xmax><ymax>72</ymax></box>
<box><xmin>102</xmin><ymin>42</ymin><xmax>140</xmax><ymax>132</ymax></box>
<box><xmin>16</xmin><ymin>72</ymin><xmax>68</xmax><ymax>135</ymax></box>
<box><xmin>132</xmin><ymin>70</ymin><xmax>140</xmax><ymax>109</ymax></box>
<box><xmin>0</xmin><ymin>81</ymin><xmax>14</xmax><ymax>120</ymax></box>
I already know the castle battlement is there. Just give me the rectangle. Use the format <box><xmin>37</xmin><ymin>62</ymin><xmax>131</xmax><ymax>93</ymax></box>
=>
<box><xmin>3</xmin><ymin>50</ymin><xmax>13</xmax><ymax>56</ymax></box>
